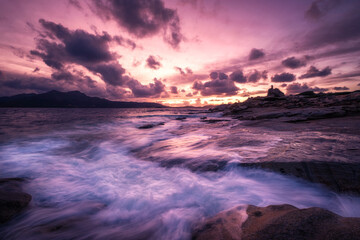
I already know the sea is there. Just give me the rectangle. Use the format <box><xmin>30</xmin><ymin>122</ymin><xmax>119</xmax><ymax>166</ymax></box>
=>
<box><xmin>0</xmin><ymin>108</ymin><xmax>359</xmax><ymax>240</ymax></box>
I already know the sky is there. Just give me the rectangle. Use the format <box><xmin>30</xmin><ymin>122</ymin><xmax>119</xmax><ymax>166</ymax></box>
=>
<box><xmin>0</xmin><ymin>0</ymin><xmax>359</xmax><ymax>106</ymax></box>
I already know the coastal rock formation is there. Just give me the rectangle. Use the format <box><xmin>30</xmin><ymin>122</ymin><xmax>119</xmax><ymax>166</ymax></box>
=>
<box><xmin>210</xmin><ymin>90</ymin><xmax>360</xmax><ymax>122</ymax></box>
<box><xmin>0</xmin><ymin>178</ymin><xmax>32</xmax><ymax>224</ymax></box>
<box><xmin>193</xmin><ymin>204</ymin><xmax>360</xmax><ymax>240</ymax></box>
<box><xmin>138</xmin><ymin>122</ymin><xmax>165</xmax><ymax>129</ymax></box>
<box><xmin>267</xmin><ymin>85</ymin><xmax>285</xmax><ymax>98</ymax></box>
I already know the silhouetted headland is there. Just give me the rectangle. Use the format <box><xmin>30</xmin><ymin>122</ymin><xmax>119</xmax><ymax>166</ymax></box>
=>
<box><xmin>0</xmin><ymin>90</ymin><xmax>165</xmax><ymax>108</ymax></box>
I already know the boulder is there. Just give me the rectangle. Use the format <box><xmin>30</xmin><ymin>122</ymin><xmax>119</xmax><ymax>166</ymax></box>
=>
<box><xmin>0</xmin><ymin>178</ymin><xmax>32</xmax><ymax>224</ymax></box>
<box><xmin>138</xmin><ymin>122</ymin><xmax>165</xmax><ymax>129</ymax></box>
<box><xmin>193</xmin><ymin>204</ymin><xmax>360</xmax><ymax>240</ymax></box>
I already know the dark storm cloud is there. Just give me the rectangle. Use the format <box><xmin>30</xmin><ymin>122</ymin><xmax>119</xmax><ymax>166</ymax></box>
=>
<box><xmin>247</xmin><ymin>70</ymin><xmax>267</xmax><ymax>83</ymax></box>
<box><xmin>87</xmin><ymin>63</ymin><xmax>127</xmax><ymax>86</ymax></box>
<box><xmin>146</xmin><ymin>55</ymin><xmax>161</xmax><ymax>70</ymax></box>
<box><xmin>271</xmin><ymin>72</ymin><xmax>296</xmax><ymax>82</ymax></box>
<box><xmin>281</xmin><ymin>57</ymin><xmax>307</xmax><ymax>69</ymax></box>
<box><xmin>333</xmin><ymin>86</ymin><xmax>349</xmax><ymax>91</ymax></box>
<box><xmin>30</xmin><ymin>19</ymin><xmax>136</xmax><ymax>88</ymax></box>
<box><xmin>51</xmin><ymin>71</ymin><xmax>75</xmax><ymax>81</ymax></box>
<box><xmin>303</xmin><ymin>5</ymin><xmax>360</xmax><ymax>49</ymax></box>
<box><xmin>286</xmin><ymin>82</ymin><xmax>328</xmax><ymax>95</ymax></box>
<box><xmin>299</xmin><ymin>66</ymin><xmax>331</xmax><ymax>79</ymax></box>
<box><xmin>93</xmin><ymin>0</ymin><xmax>183</xmax><ymax>48</ymax></box>
<box><xmin>126</xmin><ymin>78</ymin><xmax>166</xmax><ymax>97</ymax></box>
<box><xmin>229</xmin><ymin>70</ymin><xmax>246</xmax><ymax>83</ymax></box>
<box><xmin>249</xmin><ymin>48</ymin><xmax>265</xmax><ymax>60</ymax></box>
<box><xmin>170</xmin><ymin>86</ymin><xmax>178</xmax><ymax>94</ymax></box>
<box><xmin>39</xmin><ymin>19</ymin><xmax>114</xmax><ymax>63</ymax></box>
<box><xmin>209</xmin><ymin>72</ymin><xmax>218</xmax><ymax>80</ymax></box>
<box><xmin>218</xmin><ymin>72</ymin><xmax>228</xmax><ymax>80</ymax></box>
<box><xmin>192</xmin><ymin>72</ymin><xmax>239</xmax><ymax>96</ymax></box>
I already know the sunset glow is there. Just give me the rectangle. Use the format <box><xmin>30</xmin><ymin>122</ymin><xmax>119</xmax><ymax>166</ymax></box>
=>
<box><xmin>1</xmin><ymin>0</ymin><xmax>359</xmax><ymax>106</ymax></box>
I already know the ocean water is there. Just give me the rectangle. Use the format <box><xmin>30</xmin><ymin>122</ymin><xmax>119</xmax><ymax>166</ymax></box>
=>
<box><xmin>0</xmin><ymin>108</ymin><xmax>359</xmax><ymax>240</ymax></box>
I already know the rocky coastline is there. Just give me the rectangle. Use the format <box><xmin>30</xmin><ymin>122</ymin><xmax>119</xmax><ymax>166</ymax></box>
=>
<box><xmin>192</xmin><ymin>87</ymin><xmax>360</xmax><ymax>239</ymax></box>
<box><xmin>211</xmin><ymin>88</ymin><xmax>360</xmax><ymax>122</ymax></box>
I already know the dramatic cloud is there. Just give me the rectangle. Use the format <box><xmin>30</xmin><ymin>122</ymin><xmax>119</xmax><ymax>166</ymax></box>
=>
<box><xmin>303</xmin><ymin>4</ymin><xmax>360</xmax><ymax>49</ymax></box>
<box><xmin>333</xmin><ymin>86</ymin><xmax>349</xmax><ymax>91</ymax></box>
<box><xmin>93</xmin><ymin>0</ymin><xmax>183</xmax><ymax>48</ymax></box>
<box><xmin>247</xmin><ymin>70</ymin><xmax>267</xmax><ymax>83</ymax></box>
<box><xmin>218</xmin><ymin>72</ymin><xmax>228</xmax><ymax>80</ymax></box>
<box><xmin>29</xmin><ymin>19</ymin><xmax>136</xmax><ymax>88</ymax></box>
<box><xmin>127</xmin><ymin>78</ymin><xmax>166</xmax><ymax>97</ymax></box>
<box><xmin>249</xmin><ymin>48</ymin><xmax>265</xmax><ymax>60</ymax></box>
<box><xmin>87</xmin><ymin>63</ymin><xmax>127</xmax><ymax>86</ymax></box>
<box><xmin>281</xmin><ymin>57</ymin><xmax>307</xmax><ymax>69</ymax></box>
<box><xmin>209</xmin><ymin>72</ymin><xmax>218</xmax><ymax>80</ymax></box>
<box><xmin>299</xmin><ymin>66</ymin><xmax>331</xmax><ymax>79</ymax></box>
<box><xmin>170</xmin><ymin>86</ymin><xmax>178</xmax><ymax>94</ymax></box>
<box><xmin>192</xmin><ymin>72</ymin><xmax>239</xmax><ymax>96</ymax></box>
<box><xmin>271</xmin><ymin>72</ymin><xmax>296</xmax><ymax>82</ymax></box>
<box><xmin>286</xmin><ymin>82</ymin><xmax>328</xmax><ymax>95</ymax></box>
<box><xmin>229</xmin><ymin>70</ymin><xmax>246</xmax><ymax>83</ymax></box>
<box><xmin>37</xmin><ymin>19</ymin><xmax>114</xmax><ymax>64</ymax></box>
<box><xmin>146</xmin><ymin>55</ymin><xmax>161</xmax><ymax>70</ymax></box>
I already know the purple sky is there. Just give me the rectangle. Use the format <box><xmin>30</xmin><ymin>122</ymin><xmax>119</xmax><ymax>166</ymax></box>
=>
<box><xmin>0</xmin><ymin>0</ymin><xmax>359</xmax><ymax>106</ymax></box>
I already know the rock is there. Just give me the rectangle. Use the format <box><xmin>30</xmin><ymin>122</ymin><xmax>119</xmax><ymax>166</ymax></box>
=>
<box><xmin>201</xmin><ymin>119</ymin><xmax>231</xmax><ymax>123</ymax></box>
<box><xmin>298</xmin><ymin>91</ymin><xmax>316</xmax><ymax>97</ymax></box>
<box><xmin>193</xmin><ymin>204</ymin><xmax>360</xmax><ymax>240</ymax></box>
<box><xmin>175</xmin><ymin>116</ymin><xmax>187</xmax><ymax>120</ymax></box>
<box><xmin>0</xmin><ymin>178</ymin><xmax>32</xmax><ymax>224</ymax></box>
<box><xmin>267</xmin><ymin>85</ymin><xmax>285</xmax><ymax>98</ymax></box>
<box><xmin>138</xmin><ymin>122</ymin><xmax>165</xmax><ymax>129</ymax></box>
<box><xmin>219</xmin><ymin>90</ymin><xmax>360</xmax><ymax>122</ymax></box>
<box><xmin>239</xmin><ymin>162</ymin><xmax>360</xmax><ymax>194</ymax></box>
<box><xmin>192</xmin><ymin>205</ymin><xmax>247</xmax><ymax>240</ymax></box>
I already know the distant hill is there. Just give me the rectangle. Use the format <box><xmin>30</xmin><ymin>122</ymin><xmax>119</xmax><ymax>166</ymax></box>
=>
<box><xmin>0</xmin><ymin>90</ymin><xmax>165</xmax><ymax>108</ymax></box>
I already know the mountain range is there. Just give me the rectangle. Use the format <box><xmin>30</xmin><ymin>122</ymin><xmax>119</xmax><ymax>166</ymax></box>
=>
<box><xmin>0</xmin><ymin>90</ymin><xmax>165</xmax><ymax>108</ymax></box>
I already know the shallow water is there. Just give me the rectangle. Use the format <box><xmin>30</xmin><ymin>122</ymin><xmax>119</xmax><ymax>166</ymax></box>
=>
<box><xmin>0</xmin><ymin>108</ymin><xmax>359</xmax><ymax>240</ymax></box>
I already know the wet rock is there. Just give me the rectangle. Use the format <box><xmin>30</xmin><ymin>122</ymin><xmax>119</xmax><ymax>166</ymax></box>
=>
<box><xmin>138</xmin><ymin>122</ymin><xmax>165</xmax><ymax>129</ymax></box>
<box><xmin>193</xmin><ymin>204</ymin><xmax>360</xmax><ymax>240</ymax></box>
<box><xmin>0</xmin><ymin>178</ymin><xmax>32</xmax><ymax>224</ymax></box>
<box><xmin>239</xmin><ymin>162</ymin><xmax>360</xmax><ymax>194</ymax></box>
<box><xmin>175</xmin><ymin>116</ymin><xmax>187</xmax><ymax>120</ymax></box>
<box><xmin>192</xmin><ymin>205</ymin><xmax>247</xmax><ymax>240</ymax></box>
<box><xmin>201</xmin><ymin>119</ymin><xmax>231</xmax><ymax>123</ymax></box>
